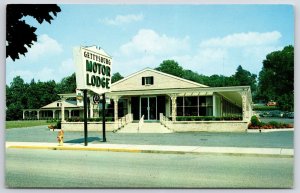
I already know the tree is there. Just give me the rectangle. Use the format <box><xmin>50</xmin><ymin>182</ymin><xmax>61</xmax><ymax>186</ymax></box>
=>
<box><xmin>6</xmin><ymin>76</ymin><xmax>28</xmax><ymax>120</ymax></box>
<box><xmin>55</xmin><ymin>73</ymin><xmax>77</xmax><ymax>94</ymax></box>
<box><xmin>111</xmin><ymin>72</ymin><xmax>124</xmax><ymax>83</ymax></box>
<box><xmin>233</xmin><ymin>65</ymin><xmax>257</xmax><ymax>92</ymax></box>
<box><xmin>6</xmin><ymin>4</ymin><xmax>61</xmax><ymax>61</ymax></box>
<box><xmin>155</xmin><ymin>60</ymin><xmax>184</xmax><ymax>78</ymax></box>
<box><xmin>257</xmin><ymin>45</ymin><xmax>294</xmax><ymax>111</ymax></box>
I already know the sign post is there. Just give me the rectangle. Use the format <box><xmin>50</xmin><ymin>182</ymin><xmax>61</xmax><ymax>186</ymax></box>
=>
<box><xmin>83</xmin><ymin>90</ymin><xmax>88</xmax><ymax>146</ymax></box>
<box><xmin>102</xmin><ymin>93</ymin><xmax>106</xmax><ymax>142</ymax></box>
<box><xmin>74</xmin><ymin>46</ymin><xmax>112</xmax><ymax>145</ymax></box>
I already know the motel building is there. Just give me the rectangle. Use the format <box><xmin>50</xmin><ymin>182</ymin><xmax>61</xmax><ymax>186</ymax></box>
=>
<box><xmin>23</xmin><ymin>68</ymin><xmax>253</xmax><ymax>133</ymax></box>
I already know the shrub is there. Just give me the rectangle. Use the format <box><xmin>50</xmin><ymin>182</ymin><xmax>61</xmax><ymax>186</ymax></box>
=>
<box><xmin>250</xmin><ymin>115</ymin><xmax>262</xmax><ymax>127</ymax></box>
<box><xmin>176</xmin><ymin>116</ymin><xmax>242</xmax><ymax>121</ymax></box>
<box><xmin>66</xmin><ymin>117</ymin><xmax>114</xmax><ymax>122</ymax></box>
<box><xmin>56</xmin><ymin>121</ymin><xmax>61</xmax><ymax>129</ymax></box>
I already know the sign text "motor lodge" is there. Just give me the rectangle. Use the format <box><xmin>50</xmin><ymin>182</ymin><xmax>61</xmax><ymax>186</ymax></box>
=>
<box><xmin>84</xmin><ymin>51</ymin><xmax>111</xmax><ymax>89</ymax></box>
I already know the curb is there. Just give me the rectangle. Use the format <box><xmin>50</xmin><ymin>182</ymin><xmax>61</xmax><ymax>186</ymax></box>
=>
<box><xmin>247</xmin><ymin>128</ymin><xmax>294</xmax><ymax>133</ymax></box>
<box><xmin>6</xmin><ymin>142</ymin><xmax>294</xmax><ymax>157</ymax></box>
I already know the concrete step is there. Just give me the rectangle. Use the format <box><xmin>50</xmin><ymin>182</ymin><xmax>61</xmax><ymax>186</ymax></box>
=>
<box><xmin>118</xmin><ymin>122</ymin><xmax>173</xmax><ymax>133</ymax></box>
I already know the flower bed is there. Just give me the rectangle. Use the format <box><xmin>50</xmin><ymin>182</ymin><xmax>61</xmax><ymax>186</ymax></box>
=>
<box><xmin>248</xmin><ymin>116</ymin><xmax>293</xmax><ymax>129</ymax></box>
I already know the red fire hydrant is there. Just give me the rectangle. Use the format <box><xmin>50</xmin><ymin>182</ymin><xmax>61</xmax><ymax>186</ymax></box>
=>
<box><xmin>57</xmin><ymin>130</ymin><xmax>64</xmax><ymax>146</ymax></box>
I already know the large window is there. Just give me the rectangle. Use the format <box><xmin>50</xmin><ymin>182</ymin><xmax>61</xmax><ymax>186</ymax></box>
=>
<box><xmin>222</xmin><ymin>98</ymin><xmax>242</xmax><ymax>116</ymax></box>
<box><xmin>176</xmin><ymin>96</ymin><xmax>213</xmax><ymax>116</ymax></box>
<box><xmin>99</xmin><ymin>99</ymin><xmax>128</xmax><ymax>120</ymax></box>
<box><xmin>71</xmin><ymin>110</ymin><xmax>80</xmax><ymax>117</ymax></box>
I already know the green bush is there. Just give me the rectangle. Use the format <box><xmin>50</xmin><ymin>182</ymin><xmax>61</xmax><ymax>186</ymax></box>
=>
<box><xmin>176</xmin><ymin>116</ymin><xmax>242</xmax><ymax>121</ymax></box>
<box><xmin>56</xmin><ymin>121</ymin><xmax>61</xmax><ymax>129</ymax></box>
<box><xmin>66</xmin><ymin>117</ymin><xmax>114</xmax><ymax>122</ymax></box>
<box><xmin>250</xmin><ymin>115</ymin><xmax>262</xmax><ymax>127</ymax></box>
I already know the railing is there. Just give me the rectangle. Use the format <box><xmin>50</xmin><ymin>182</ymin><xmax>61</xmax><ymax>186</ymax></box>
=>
<box><xmin>160</xmin><ymin>113</ymin><xmax>172</xmax><ymax>130</ymax></box>
<box><xmin>114</xmin><ymin>113</ymin><xmax>133</xmax><ymax>131</ymax></box>
<box><xmin>138</xmin><ymin>115</ymin><xmax>144</xmax><ymax>132</ymax></box>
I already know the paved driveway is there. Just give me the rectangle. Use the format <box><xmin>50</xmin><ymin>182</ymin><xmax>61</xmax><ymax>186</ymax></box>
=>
<box><xmin>5</xmin><ymin>126</ymin><xmax>293</xmax><ymax>148</ymax></box>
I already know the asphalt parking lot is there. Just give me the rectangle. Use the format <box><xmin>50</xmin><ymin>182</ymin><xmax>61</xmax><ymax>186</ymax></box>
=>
<box><xmin>6</xmin><ymin>125</ymin><xmax>294</xmax><ymax>148</ymax></box>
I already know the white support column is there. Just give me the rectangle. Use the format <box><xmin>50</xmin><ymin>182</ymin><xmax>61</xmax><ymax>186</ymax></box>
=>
<box><xmin>37</xmin><ymin>110</ymin><xmax>40</xmax><ymax>120</ymax></box>
<box><xmin>240</xmin><ymin>91</ymin><xmax>249</xmax><ymax>121</ymax></box>
<box><xmin>128</xmin><ymin>98</ymin><xmax>132</xmax><ymax>114</ymax></box>
<box><xmin>61</xmin><ymin>99</ymin><xmax>65</xmax><ymax>122</ymax></box>
<box><xmin>89</xmin><ymin>96</ymin><xmax>94</xmax><ymax>118</ymax></box>
<box><xmin>113</xmin><ymin>97</ymin><xmax>119</xmax><ymax>129</ymax></box>
<box><xmin>52</xmin><ymin>110</ymin><xmax>56</xmax><ymax>119</ymax></box>
<box><xmin>23</xmin><ymin>110</ymin><xmax>25</xmax><ymax>120</ymax></box>
<box><xmin>69</xmin><ymin>110</ymin><xmax>72</xmax><ymax>119</ymax></box>
<box><xmin>213</xmin><ymin>94</ymin><xmax>216</xmax><ymax>117</ymax></box>
<box><xmin>170</xmin><ymin>94</ymin><xmax>177</xmax><ymax>122</ymax></box>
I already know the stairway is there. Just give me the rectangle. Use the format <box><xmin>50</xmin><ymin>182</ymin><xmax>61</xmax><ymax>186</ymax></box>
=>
<box><xmin>118</xmin><ymin>122</ymin><xmax>173</xmax><ymax>133</ymax></box>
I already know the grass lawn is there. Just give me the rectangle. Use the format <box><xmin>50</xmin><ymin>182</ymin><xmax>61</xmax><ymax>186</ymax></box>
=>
<box><xmin>6</xmin><ymin>120</ymin><xmax>49</xmax><ymax>129</ymax></box>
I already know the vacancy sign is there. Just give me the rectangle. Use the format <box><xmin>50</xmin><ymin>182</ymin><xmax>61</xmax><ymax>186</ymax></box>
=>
<box><xmin>73</xmin><ymin>46</ymin><xmax>112</xmax><ymax>94</ymax></box>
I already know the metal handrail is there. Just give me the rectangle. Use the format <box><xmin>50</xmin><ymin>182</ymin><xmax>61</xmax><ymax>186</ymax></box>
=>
<box><xmin>138</xmin><ymin>115</ymin><xmax>144</xmax><ymax>132</ymax></box>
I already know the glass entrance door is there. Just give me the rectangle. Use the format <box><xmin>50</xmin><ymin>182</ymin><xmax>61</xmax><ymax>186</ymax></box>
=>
<box><xmin>140</xmin><ymin>97</ymin><xmax>157</xmax><ymax>120</ymax></box>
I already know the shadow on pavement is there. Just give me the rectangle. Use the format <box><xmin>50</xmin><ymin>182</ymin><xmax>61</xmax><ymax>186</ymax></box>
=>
<box><xmin>65</xmin><ymin>137</ymin><xmax>101</xmax><ymax>143</ymax></box>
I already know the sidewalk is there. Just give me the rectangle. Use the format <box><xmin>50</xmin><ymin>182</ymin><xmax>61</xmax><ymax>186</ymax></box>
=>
<box><xmin>6</xmin><ymin>141</ymin><xmax>294</xmax><ymax>157</ymax></box>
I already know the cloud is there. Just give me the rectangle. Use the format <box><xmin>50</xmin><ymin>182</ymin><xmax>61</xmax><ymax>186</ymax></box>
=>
<box><xmin>112</xmin><ymin>30</ymin><xmax>283</xmax><ymax>77</ymax></box>
<box><xmin>187</xmin><ymin>31</ymin><xmax>283</xmax><ymax>75</ymax></box>
<box><xmin>100</xmin><ymin>13</ymin><xmax>143</xmax><ymax>25</ymax></box>
<box><xmin>7</xmin><ymin>34</ymin><xmax>63</xmax><ymax>63</ymax></box>
<box><xmin>199</xmin><ymin>31</ymin><xmax>281</xmax><ymax>48</ymax></box>
<box><xmin>120</xmin><ymin>29</ymin><xmax>190</xmax><ymax>56</ymax></box>
<box><xmin>58</xmin><ymin>58</ymin><xmax>75</xmax><ymax>78</ymax></box>
<box><xmin>8</xmin><ymin>67</ymin><xmax>56</xmax><ymax>83</ymax></box>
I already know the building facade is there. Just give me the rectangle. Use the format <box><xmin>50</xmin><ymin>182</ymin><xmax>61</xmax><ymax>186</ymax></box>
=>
<box><xmin>23</xmin><ymin>68</ymin><xmax>253</xmax><ymax>132</ymax></box>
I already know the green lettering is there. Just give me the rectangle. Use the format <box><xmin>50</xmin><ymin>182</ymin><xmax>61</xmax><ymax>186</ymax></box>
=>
<box><xmin>92</xmin><ymin>62</ymin><xmax>98</xmax><ymax>73</ymax></box>
<box><xmin>101</xmin><ymin>66</ymin><xmax>106</xmax><ymax>75</ymax></box>
<box><xmin>86</xmin><ymin>60</ymin><xmax>93</xmax><ymax>72</ymax></box>
<box><xmin>100</xmin><ymin>77</ymin><xmax>105</xmax><ymax>88</ymax></box>
<box><xmin>96</xmin><ymin>76</ymin><xmax>101</xmax><ymax>87</ymax></box>
<box><xmin>98</xmin><ymin>63</ymin><xmax>102</xmax><ymax>74</ymax></box>
<box><xmin>91</xmin><ymin>75</ymin><xmax>96</xmax><ymax>86</ymax></box>
<box><xmin>106</xmin><ymin>78</ymin><xmax>110</xmax><ymax>89</ymax></box>
<box><xmin>106</xmin><ymin>66</ymin><xmax>111</xmax><ymax>77</ymax></box>
<box><xmin>86</xmin><ymin>73</ymin><xmax>92</xmax><ymax>85</ymax></box>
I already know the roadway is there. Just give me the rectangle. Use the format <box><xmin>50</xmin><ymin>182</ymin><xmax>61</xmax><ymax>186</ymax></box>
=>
<box><xmin>5</xmin><ymin>148</ymin><xmax>293</xmax><ymax>188</ymax></box>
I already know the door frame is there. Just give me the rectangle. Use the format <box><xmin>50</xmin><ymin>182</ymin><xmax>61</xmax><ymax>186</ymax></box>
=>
<box><xmin>139</xmin><ymin>96</ymin><xmax>157</xmax><ymax>120</ymax></box>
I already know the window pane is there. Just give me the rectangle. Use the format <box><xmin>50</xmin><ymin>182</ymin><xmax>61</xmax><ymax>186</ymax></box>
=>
<box><xmin>177</xmin><ymin>107</ymin><xmax>183</xmax><ymax>116</ymax></box>
<box><xmin>206</xmin><ymin>96</ymin><xmax>213</xmax><ymax>106</ymax></box>
<box><xmin>199</xmin><ymin>96</ymin><xmax>206</xmax><ymax>107</ymax></box>
<box><xmin>184</xmin><ymin>96</ymin><xmax>198</xmax><ymax>106</ymax></box>
<box><xmin>206</xmin><ymin>107</ymin><xmax>213</xmax><ymax>116</ymax></box>
<box><xmin>185</xmin><ymin>107</ymin><xmax>198</xmax><ymax>116</ymax></box>
<box><xmin>176</xmin><ymin>97</ymin><xmax>184</xmax><ymax>106</ymax></box>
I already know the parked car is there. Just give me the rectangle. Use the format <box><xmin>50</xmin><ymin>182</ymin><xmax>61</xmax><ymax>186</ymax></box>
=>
<box><xmin>270</xmin><ymin>110</ymin><xmax>284</xmax><ymax>117</ymax></box>
<box><xmin>259</xmin><ymin>110</ymin><xmax>284</xmax><ymax>118</ymax></box>
<box><xmin>284</xmin><ymin>112</ymin><xmax>294</xmax><ymax>119</ymax></box>
<box><xmin>259</xmin><ymin>112</ymin><xmax>272</xmax><ymax>117</ymax></box>
<box><xmin>266</xmin><ymin>101</ymin><xmax>277</xmax><ymax>106</ymax></box>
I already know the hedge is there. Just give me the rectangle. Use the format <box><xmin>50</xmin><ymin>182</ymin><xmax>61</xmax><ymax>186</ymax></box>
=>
<box><xmin>66</xmin><ymin>117</ymin><xmax>114</xmax><ymax>122</ymax></box>
<box><xmin>176</xmin><ymin>116</ymin><xmax>242</xmax><ymax>121</ymax></box>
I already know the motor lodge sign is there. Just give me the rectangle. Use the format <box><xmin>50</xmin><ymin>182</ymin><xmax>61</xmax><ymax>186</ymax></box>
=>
<box><xmin>73</xmin><ymin>46</ymin><xmax>112</xmax><ymax>94</ymax></box>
